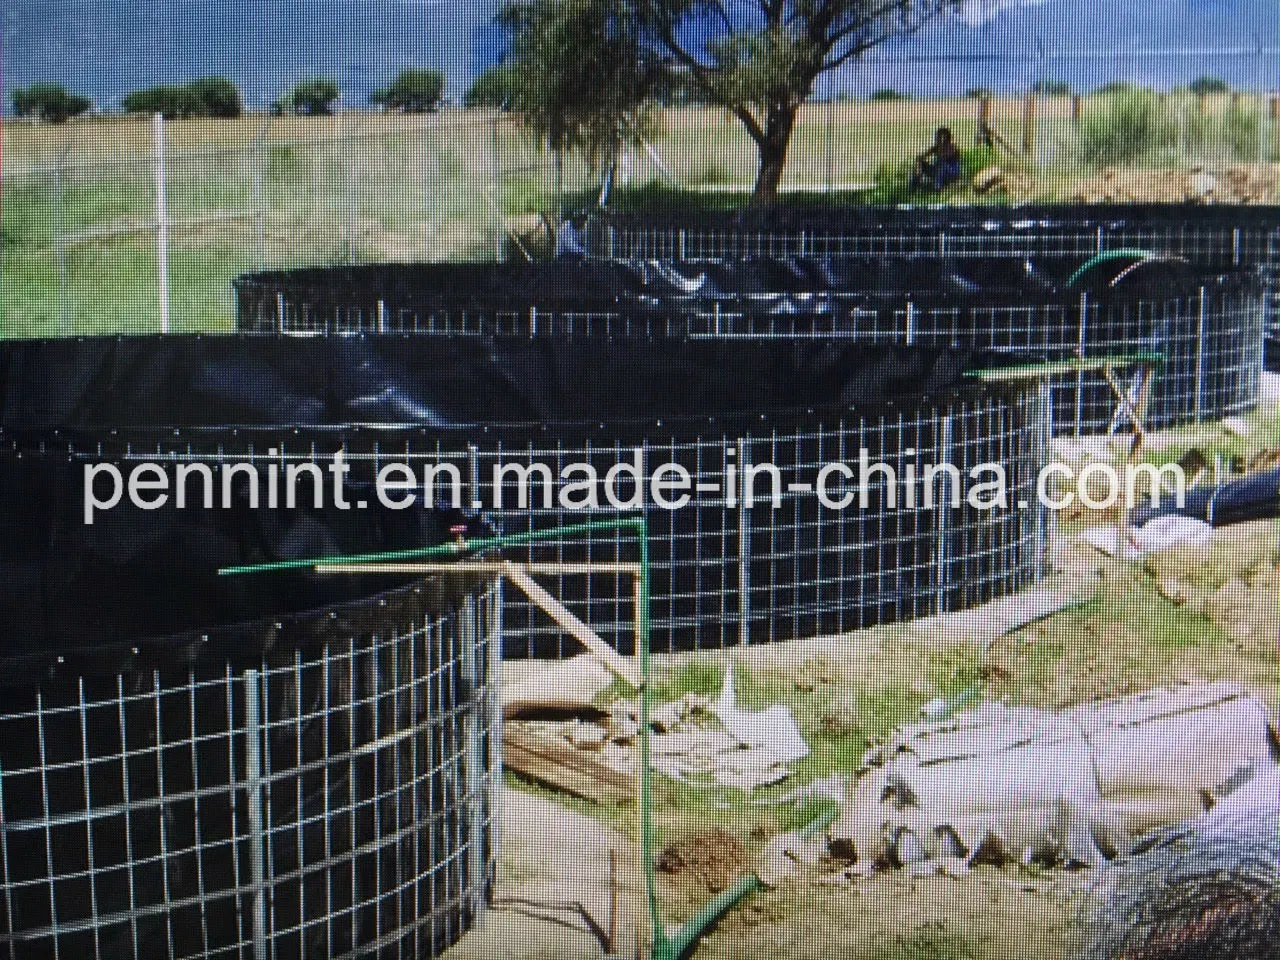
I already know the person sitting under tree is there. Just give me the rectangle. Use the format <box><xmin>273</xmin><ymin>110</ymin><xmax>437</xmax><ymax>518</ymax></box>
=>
<box><xmin>911</xmin><ymin>126</ymin><xmax>962</xmax><ymax>191</ymax></box>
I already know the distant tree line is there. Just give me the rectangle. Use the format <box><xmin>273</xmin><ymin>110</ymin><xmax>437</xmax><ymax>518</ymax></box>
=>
<box><xmin>12</xmin><ymin>68</ymin><xmax>449</xmax><ymax>123</ymax></box>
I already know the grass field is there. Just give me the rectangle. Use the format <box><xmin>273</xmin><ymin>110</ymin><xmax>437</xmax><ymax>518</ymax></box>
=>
<box><xmin>2</xmin><ymin>94</ymin><xmax>1275</xmax><ymax>338</ymax></box>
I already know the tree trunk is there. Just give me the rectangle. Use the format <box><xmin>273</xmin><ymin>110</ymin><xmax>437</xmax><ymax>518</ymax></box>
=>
<box><xmin>751</xmin><ymin>102</ymin><xmax>798</xmax><ymax>203</ymax></box>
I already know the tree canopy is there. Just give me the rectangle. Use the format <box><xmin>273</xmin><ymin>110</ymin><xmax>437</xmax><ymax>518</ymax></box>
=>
<box><xmin>122</xmin><ymin>77</ymin><xmax>242</xmax><ymax>119</ymax></box>
<box><xmin>12</xmin><ymin>84</ymin><xmax>92</xmax><ymax>123</ymax></box>
<box><xmin>465</xmin><ymin>64</ymin><xmax>521</xmax><ymax>108</ymax></box>
<box><xmin>498</xmin><ymin>0</ymin><xmax>658</xmax><ymax>167</ymax></box>
<box><xmin>1188</xmin><ymin>75</ymin><xmax>1230</xmax><ymax>96</ymax></box>
<box><xmin>372</xmin><ymin>68</ymin><xmax>447</xmax><ymax>112</ymax></box>
<box><xmin>500</xmin><ymin>0</ymin><xmax>961</xmax><ymax>199</ymax></box>
<box><xmin>274</xmin><ymin>79</ymin><xmax>341</xmax><ymax>116</ymax></box>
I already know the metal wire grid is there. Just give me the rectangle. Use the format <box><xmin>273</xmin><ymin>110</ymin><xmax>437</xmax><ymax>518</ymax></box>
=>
<box><xmin>408</xmin><ymin>400</ymin><xmax>1040</xmax><ymax>656</ymax></box>
<box><xmin>0</xmin><ymin>584</ymin><xmax>501</xmax><ymax>960</ymax></box>
<box><xmin>235</xmin><ymin>280</ymin><xmax>1262</xmax><ymax>436</ymax></box>
<box><xmin>586</xmin><ymin>219</ymin><xmax>1280</xmax><ymax>267</ymax></box>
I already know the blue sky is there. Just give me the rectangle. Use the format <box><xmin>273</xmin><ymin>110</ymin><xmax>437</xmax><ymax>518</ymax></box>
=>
<box><xmin>1</xmin><ymin>0</ymin><xmax>1276</xmax><ymax>111</ymax></box>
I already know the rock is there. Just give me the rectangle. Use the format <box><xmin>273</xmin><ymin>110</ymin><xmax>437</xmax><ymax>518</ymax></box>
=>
<box><xmin>650</xmin><ymin>700</ymin><xmax>686</xmax><ymax>732</ymax></box>
<box><xmin>756</xmin><ymin>830</ymin><xmax>828</xmax><ymax>888</ymax></box>
<box><xmin>973</xmin><ymin>165</ymin><xmax>1005</xmax><ymax>193</ymax></box>
<box><xmin>1157</xmin><ymin>577</ymin><xmax>1192</xmax><ymax>605</ymax></box>
<box><xmin>1221</xmin><ymin>416</ymin><xmax>1251</xmax><ymax>438</ymax></box>
<box><xmin>563</xmin><ymin>720</ymin><xmax>609</xmax><ymax>751</ymax></box>
<box><xmin>607</xmin><ymin>702</ymin><xmax>640</xmax><ymax>741</ymax></box>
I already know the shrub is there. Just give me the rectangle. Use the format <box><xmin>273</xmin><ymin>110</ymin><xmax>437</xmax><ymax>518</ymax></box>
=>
<box><xmin>1189</xmin><ymin>75</ymin><xmax>1230</xmax><ymax>96</ymax></box>
<box><xmin>1079</xmin><ymin>88</ymin><xmax>1176</xmax><ymax>164</ymax></box>
<box><xmin>869</xmin><ymin>87</ymin><xmax>909</xmax><ymax>102</ymax></box>
<box><xmin>12</xmin><ymin>83</ymin><xmax>91</xmax><ymax>123</ymax></box>
<box><xmin>1218</xmin><ymin>102</ymin><xmax>1268</xmax><ymax>160</ymax></box>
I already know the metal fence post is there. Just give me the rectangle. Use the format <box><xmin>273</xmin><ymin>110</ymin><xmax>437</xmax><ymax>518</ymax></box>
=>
<box><xmin>1195</xmin><ymin>286</ymin><xmax>1207</xmax><ymax>420</ymax></box>
<box><xmin>460</xmin><ymin>597</ymin><xmax>486</xmax><ymax>919</ymax></box>
<box><xmin>932</xmin><ymin>415</ymin><xmax>954</xmax><ymax>612</ymax></box>
<box><xmin>55</xmin><ymin>146</ymin><xmax>70</xmax><ymax>335</ymax></box>
<box><xmin>736</xmin><ymin>438</ymin><xmax>752</xmax><ymax>647</ymax></box>
<box><xmin>345</xmin><ymin>111</ymin><xmax>358</xmax><ymax>264</ymax></box>
<box><xmin>1075</xmin><ymin>292</ymin><xmax>1089</xmax><ymax>436</ymax></box>
<box><xmin>241</xmin><ymin>669</ymin><xmax>268</xmax><ymax>960</ymax></box>
<box><xmin>153</xmin><ymin>113</ymin><xmax>171</xmax><ymax>333</ymax></box>
<box><xmin>253</xmin><ymin>117</ymin><xmax>269</xmax><ymax>270</ymax></box>
<box><xmin>486</xmin><ymin>581</ymin><xmax>503</xmax><ymax>891</ymax></box>
<box><xmin>491</xmin><ymin>111</ymin><xmax>505</xmax><ymax>264</ymax></box>
<box><xmin>1030</xmin><ymin>380</ymin><xmax>1053</xmax><ymax>578</ymax></box>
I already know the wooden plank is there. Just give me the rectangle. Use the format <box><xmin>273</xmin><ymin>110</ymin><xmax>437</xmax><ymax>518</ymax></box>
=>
<box><xmin>966</xmin><ymin>353</ymin><xmax>1164</xmax><ymax>383</ymax></box>
<box><xmin>503</xmin><ymin>723</ymin><xmax>634</xmax><ymax>805</ymax></box>
<box><xmin>501</xmin><ymin>560</ymin><xmax>643</xmax><ymax>690</ymax></box>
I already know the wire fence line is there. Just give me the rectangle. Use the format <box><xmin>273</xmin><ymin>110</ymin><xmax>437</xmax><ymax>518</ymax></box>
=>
<box><xmin>2</xmin><ymin>43</ymin><xmax>1278</xmax><ymax>338</ymax></box>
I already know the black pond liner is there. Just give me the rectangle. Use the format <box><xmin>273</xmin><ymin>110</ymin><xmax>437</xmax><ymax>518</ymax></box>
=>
<box><xmin>0</xmin><ymin>333</ymin><xmax>1045</xmax><ymax>661</ymax></box>
<box><xmin>232</xmin><ymin>258</ymin><xmax>1264</xmax><ymax>436</ymax></box>
<box><xmin>587</xmin><ymin>203</ymin><xmax>1280</xmax><ymax>372</ymax></box>
<box><xmin>0</xmin><ymin>339</ymin><xmax>503</xmax><ymax>960</ymax></box>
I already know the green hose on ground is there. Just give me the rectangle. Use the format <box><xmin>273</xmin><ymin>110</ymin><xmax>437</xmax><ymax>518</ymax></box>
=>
<box><xmin>1065</xmin><ymin>248</ymin><xmax>1155</xmax><ymax>287</ymax></box>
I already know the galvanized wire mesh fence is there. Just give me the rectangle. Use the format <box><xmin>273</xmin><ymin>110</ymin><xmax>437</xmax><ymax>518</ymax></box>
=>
<box><xmin>0</xmin><ymin>579</ymin><xmax>501</xmax><ymax>960</ymax></box>
<box><xmin>1</xmin><ymin>112</ymin><xmax>508</xmax><ymax>338</ymax></box>
<box><xmin>483</xmin><ymin>397</ymin><xmax>1046</xmax><ymax>657</ymax></box>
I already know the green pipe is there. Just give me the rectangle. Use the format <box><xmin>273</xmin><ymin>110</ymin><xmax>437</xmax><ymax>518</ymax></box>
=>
<box><xmin>1065</xmin><ymin>248</ymin><xmax>1155</xmax><ymax>287</ymax></box>
<box><xmin>653</xmin><ymin>806</ymin><xmax>840</xmax><ymax>960</ymax></box>
<box><xmin>653</xmin><ymin>874</ymin><xmax>762</xmax><ymax>960</ymax></box>
<box><xmin>217</xmin><ymin>518</ymin><xmax>646</xmax><ymax>576</ymax></box>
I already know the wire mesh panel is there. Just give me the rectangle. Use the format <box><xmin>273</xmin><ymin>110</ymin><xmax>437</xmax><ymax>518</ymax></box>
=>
<box><xmin>586</xmin><ymin>206</ymin><xmax>1280</xmax><ymax>268</ymax></box>
<box><xmin>0</xmin><ymin>580</ymin><xmax>501</xmax><ymax>960</ymax></box>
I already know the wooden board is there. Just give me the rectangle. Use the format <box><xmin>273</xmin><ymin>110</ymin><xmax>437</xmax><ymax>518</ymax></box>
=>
<box><xmin>501</xmin><ymin>560</ymin><xmax>643</xmax><ymax>690</ymax></box>
<box><xmin>503</xmin><ymin>723</ymin><xmax>635</xmax><ymax>806</ymax></box>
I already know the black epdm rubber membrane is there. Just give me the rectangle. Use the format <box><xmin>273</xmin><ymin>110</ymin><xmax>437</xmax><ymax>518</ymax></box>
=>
<box><xmin>0</xmin><ymin>334</ymin><xmax>997</xmax><ymax>674</ymax></box>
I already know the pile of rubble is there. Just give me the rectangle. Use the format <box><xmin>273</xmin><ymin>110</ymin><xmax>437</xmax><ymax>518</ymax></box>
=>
<box><xmin>502</xmin><ymin>661</ymin><xmax>810</xmax><ymax>798</ymax></box>
<box><xmin>1070</xmin><ymin>163</ymin><xmax>1278</xmax><ymax>204</ymax></box>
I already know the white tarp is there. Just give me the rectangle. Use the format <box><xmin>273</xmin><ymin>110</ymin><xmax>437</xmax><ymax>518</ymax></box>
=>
<box><xmin>830</xmin><ymin>682</ymin><xmax>1277</xmax><ymax>873</ymax></box>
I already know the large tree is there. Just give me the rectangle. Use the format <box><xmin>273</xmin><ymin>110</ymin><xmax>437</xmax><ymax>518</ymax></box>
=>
<box><xmin>502</xmin><ymin>0</ymin><xmax>961</xmax><ymax>200</ymax></box>
<box><xmin>499</xmin><ymin>0</ymin><xmax>658</xmax><ymax>169</ymax></box>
